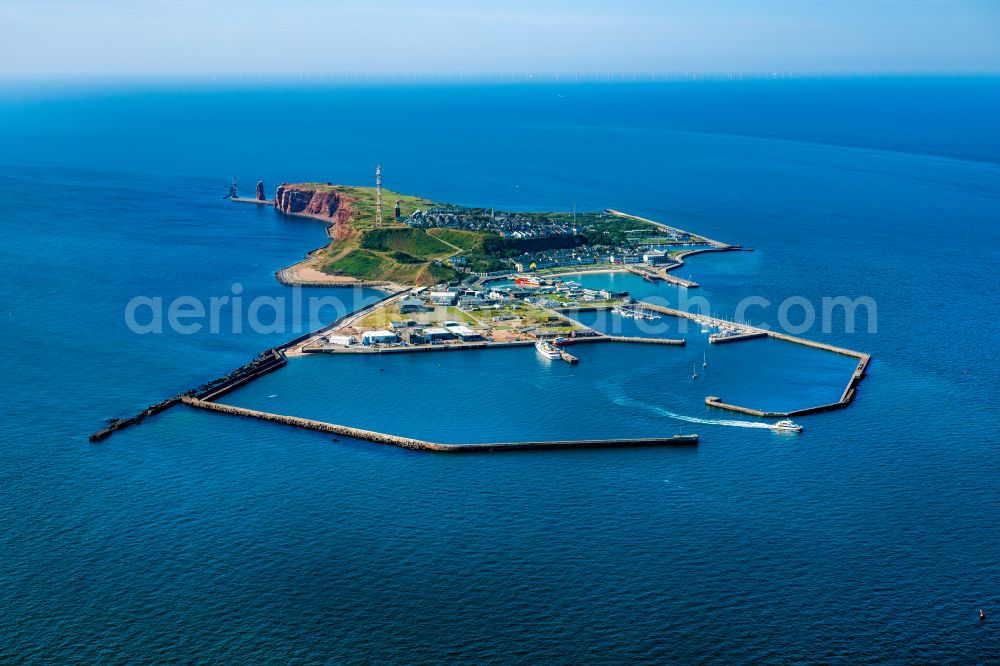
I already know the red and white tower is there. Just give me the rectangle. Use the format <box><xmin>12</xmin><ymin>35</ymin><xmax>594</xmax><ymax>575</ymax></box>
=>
<box><xmin>375</xmin><ymin>164</ymin><xmax>383</xmax><ymax>227</ymax></box>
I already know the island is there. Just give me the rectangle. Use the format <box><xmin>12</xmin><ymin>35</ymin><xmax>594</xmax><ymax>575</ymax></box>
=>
<box><xmin>88</xmin><ymin>177</ymin><xmax>870</xmax><ymax>449</ymax></box>
<box><xmin>269</xmin><ymin>182</ymin><xmax>732</xmax><ymax>289</ymax></box>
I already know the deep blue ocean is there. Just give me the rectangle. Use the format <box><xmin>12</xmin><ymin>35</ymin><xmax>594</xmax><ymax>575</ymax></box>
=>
<box><xmin>1</xmin><ymin>78</ymin><xmax>999</xmax><ymax>663</ymax></box>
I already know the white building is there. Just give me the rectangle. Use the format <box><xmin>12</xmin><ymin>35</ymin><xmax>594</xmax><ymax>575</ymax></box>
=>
<box><xmin>445</xmin><ymin>324</ymin><xmax>481</xmax><ymax>341</ymax></box>
<box><xmin>642</xmin><ymin>250</ymin><xmax>669</xmax><ymax>265</ymax></box>
<box><xmin>361</xmin><ymin>330</ymin><xmax>400</xmax><ymax>345</ymax></box>
<box><xmin>429</xmin><ymin>291</ymin><xmax>458</xmax><ymax>305</ymax></box>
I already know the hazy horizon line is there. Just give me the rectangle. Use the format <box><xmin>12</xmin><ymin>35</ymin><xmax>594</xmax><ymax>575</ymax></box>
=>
<box><xmin>3</xmin><ymin>70</ymin><xmax>997</xmax><ymax>88</ymax></box>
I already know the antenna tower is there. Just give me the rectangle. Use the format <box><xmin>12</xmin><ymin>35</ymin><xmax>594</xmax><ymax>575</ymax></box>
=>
<box><xmin>375</xmin><ymin>164</ymin><xmax>383</xmax><ymax>227</ymax></box>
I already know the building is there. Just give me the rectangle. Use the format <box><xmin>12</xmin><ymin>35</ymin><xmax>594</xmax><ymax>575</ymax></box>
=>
<box><xmin>642</xmin><ymin>250</ymin><xmax>669</xmax><ymax>265</ymax></box>
<box><xmin>445</xmin><ymin>324</ymin><xmax>482</xmax><ymax>341</ymax></box>
<box><xmin>326</xmin><ymin>334</ymin><xmax>354</xmax><ymax>347</ymax></box>
<box><xmin>423</xmin><ymin>327</ymin><xmax>455</xmax><ymax>342</ymax></box>
<box><xmin>361</xmin><ymin>330</ymin><xmax>400</xmax><ymax>346</ymax></box>
<box><xmin>429</xmin><ymin>291</ymin><xmax>458</xmax><ymax>305</ymax></box>
<box><xmin>447</xmin><ymin>256</ymin><xmax>468</xmax><ymax>267</ymax></box>
<box><xmin>399</xmin><ymin>297</ymin><xmax>426</xmax><ymax>313</ymax></box>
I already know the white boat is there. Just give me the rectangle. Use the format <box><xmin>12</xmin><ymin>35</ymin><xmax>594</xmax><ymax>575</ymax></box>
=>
<box><xmin>773</xmin><ymin>419</ymin><xmax>803</xmax><ymax>433</ymax></box>
<box><xmin>692</xmin><ymin>362</ymin><xmax>698</xmax><ymax>379</ymax></box>
<box><xmin>535</xmin><ymin>340</ymin><xmax>562</xmax><ymax>360</ymax></box>
<box><xmin>702</xmin><ymin>352</ymin><xmax>707</xmax><ymax>368</ymax></box>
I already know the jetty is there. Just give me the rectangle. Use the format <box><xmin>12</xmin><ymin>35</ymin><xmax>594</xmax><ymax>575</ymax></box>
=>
<box><xmin>181</xmin><ymin>397</ymin><xmax>697</xmax><ymax>452</ymax></box>
<box><xmin>559</xmin><ymin>349</ymin><xmax>579</xmax><ymax>364</ymax></box>
<box><xmin>231</xmin><ymin>196</ymin><xmax>275</xmax><ymax>206</ymax></box>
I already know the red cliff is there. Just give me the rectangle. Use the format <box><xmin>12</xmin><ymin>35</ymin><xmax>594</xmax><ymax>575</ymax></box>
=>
<box><xmin>274</xmin><ymin>184</ymin><xmax>353</xmax><ymax>222</ymax></box>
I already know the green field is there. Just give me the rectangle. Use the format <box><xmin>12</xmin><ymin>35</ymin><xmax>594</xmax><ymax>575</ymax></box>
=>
<box><xmin>426</xmin><ymin>228</ymin><xmax>489</xmax><ymax>252</ymax></box>
<box><xmin>361</xmin><ymin>228</ymin><xmax>455</xmax><ymax>259</ymax></box>
<box><xmin>326</xmin><ymin>248</ymin><xmax>456</xmax><ymax>285</ymax></box>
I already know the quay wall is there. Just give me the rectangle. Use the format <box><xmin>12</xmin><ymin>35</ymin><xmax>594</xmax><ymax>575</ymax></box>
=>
<box><xmin>304</xmin><ymin>340</ymin><xmax>537</xmax><ymax>355</ymax></box>
<box><xmin>603</xmin><ymin>335</ymin><xmax>685</xmax><ymax>346</ymax></box>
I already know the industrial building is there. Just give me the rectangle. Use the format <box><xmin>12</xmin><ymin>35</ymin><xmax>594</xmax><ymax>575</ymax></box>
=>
<box><xmin>429</xmin><ymin>291</ymin><xmax>458</xmax><ymax>305</ymax></box>
<box><xmin>361</xmin><ymin>330</ymin><xmax>400</xmax><ymax>346</ymax></box>
<box><xmin>399</xmin><ymin>297</ymin><xmax>427</xmax><ymax>313</ymax></box>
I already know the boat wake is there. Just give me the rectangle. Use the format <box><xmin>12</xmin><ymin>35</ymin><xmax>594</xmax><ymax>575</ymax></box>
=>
<box><xmin>645</xmin><ymin>406</ymin><xmax>774</xmax><ymax>429</ymax></box>
<box><xmin>602</xmin><ymin>383</ymin><xmax>774</xmax><ymax>430</ymax></box>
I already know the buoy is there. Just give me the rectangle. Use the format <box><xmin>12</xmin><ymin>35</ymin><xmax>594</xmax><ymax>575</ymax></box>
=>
<box><xmin>980</xmin><ymin>609</ymin><xmax>986</xmax><ymax>621</ymax></box>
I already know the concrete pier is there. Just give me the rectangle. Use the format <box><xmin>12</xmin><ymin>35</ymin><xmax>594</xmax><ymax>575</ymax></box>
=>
<box><xmin>182</xmin><ymin>397</ymin><xmax>697</xmax><ymax>452</ymax></box>
<box><xmin>559</xmin><ymin>349</ymin><xmax>579</xmax><ymax>364</ymax></box>
<box><xmin>710</xmin><ymin>331</ymin><xmax>768</xmax><ymax>344</ymax></box>
<box><xmin>232</xmin><ymin>196</ymin><xmax>275</xmax><ymax>205</ymax></box>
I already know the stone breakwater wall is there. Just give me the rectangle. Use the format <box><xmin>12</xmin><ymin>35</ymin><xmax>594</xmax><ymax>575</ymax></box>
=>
<box><xmin>182</xmin><ymin>397</ymin><xmax>699</xmax><ymax>452</ymax></box>
<box><xmin>183</xmin><ymin>397</ymin><xmax>438</xmax><ymax>450</ymax></box>
<box><xmin>89</xmin><ymin>395</ymin><xmax>184</xmax><ymax>442</ymax></box>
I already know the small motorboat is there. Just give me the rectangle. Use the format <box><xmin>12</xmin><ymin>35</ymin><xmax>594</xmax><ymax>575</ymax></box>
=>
<box><xmin>773</xmin><ymin>419</ymin><xmax>803</xmax><ymax>433</ymax></box>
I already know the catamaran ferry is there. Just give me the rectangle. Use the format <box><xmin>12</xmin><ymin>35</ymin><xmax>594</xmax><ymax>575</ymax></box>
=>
<box><xmin>773</xmin><ymin>419</ymin><xmax>803</xmax><ymax>433</ymax></box>
<box><xmin>515</xmin><ymin>276</ymin><xmax>542</xmax><ymax>287</ymax></box>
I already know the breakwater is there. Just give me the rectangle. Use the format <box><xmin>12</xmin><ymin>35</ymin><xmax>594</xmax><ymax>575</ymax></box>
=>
<box><xmin>605</xmin><ymin>209</ymin><xmax>730</xmax><ymax>248</ymax></box>
<box><xmin>194</xmin><ymin>349</ymin><xmax>288</xmax><ymax>401</ymax></box>
<box><xmin>88</xmin><ymin>348</ymin><xmax>290</xmax><ymax>442</ymax></box>
<box><xmin>88</xmin><ymin>395</ymin><xmax>184</xmax><ymax>442</ymax></box>
<box><xmin>182</xmin><ymin>397</ymin><xmax>698</xmax><ymax>452</ymax></box>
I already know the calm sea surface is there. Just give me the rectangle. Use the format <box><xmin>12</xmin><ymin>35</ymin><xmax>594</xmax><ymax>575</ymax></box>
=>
<box><xmin>1</xmin><ymin>79</ymin><xmax>999</xmax><ymax>663</ymax></box>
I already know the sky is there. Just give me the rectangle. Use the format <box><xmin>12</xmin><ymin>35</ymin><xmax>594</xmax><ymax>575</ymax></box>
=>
<box><xmin>0</xmin><ymin>0</ymin><xmax>998</xmax><ymax>79</ymax></box>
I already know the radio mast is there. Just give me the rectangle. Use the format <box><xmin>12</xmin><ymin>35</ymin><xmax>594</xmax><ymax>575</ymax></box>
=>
<box><xmin>375</xmin><ymin>164</ymin><xmax>383</xmax><ymax>227</ymax></box>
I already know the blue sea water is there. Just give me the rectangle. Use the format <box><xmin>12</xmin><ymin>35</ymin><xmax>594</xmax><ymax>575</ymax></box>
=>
<box><xmin>1</xmin><ymin>78</ymin><xmax>999</xmax><ymax>663</ymax></box>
